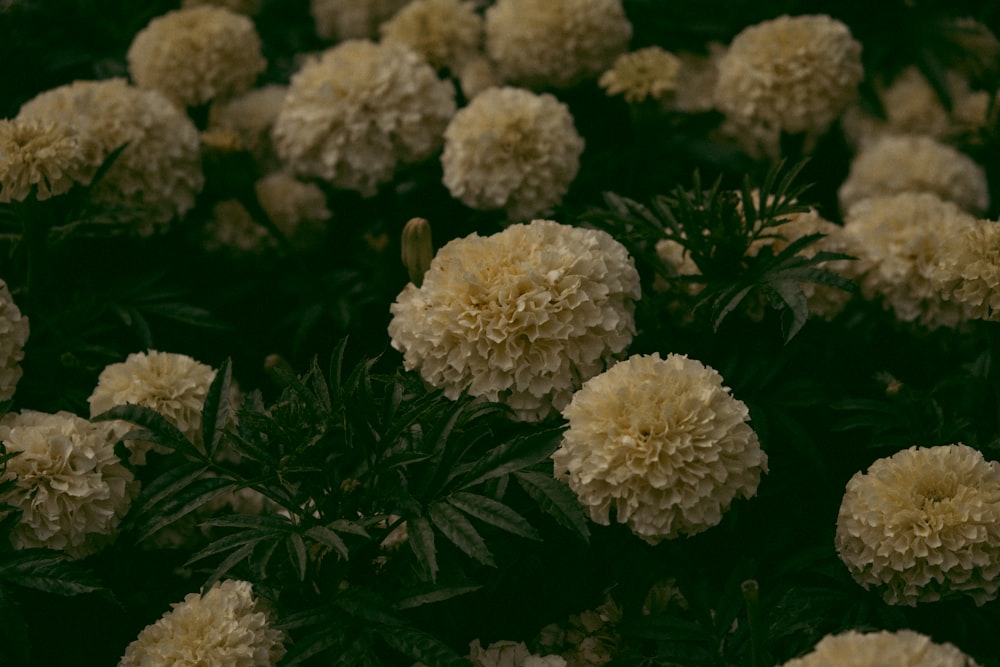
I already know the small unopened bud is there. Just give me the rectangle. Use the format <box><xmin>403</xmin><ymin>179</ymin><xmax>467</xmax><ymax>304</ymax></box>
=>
<box><xmin>401</xmin><ymin>217</ymin><xmax>433</xmax><ymax>287</ymax></box>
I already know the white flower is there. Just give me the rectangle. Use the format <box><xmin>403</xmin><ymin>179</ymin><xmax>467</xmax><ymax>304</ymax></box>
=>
<box><xmin>380</xmin><ymin>0</ymin><xmax>482</xmax><ymax>71</ymax></box>
<box><xmin>201</xmin><ymin>199</ymin><xmax>276</xmax><ymax>255</ymax></box>
<box><xmin>254</xmin><ymin>172</ymin><xmax>330</xmax><ymax>250</ymax></box>
<box><xmin>0</xmin><ymin>410</ymin><xmax>135</xmax><ymax>558</ymax></box>
<box><xmin>838</xmin><ymin>134</ymin><xmax>989</xmax><ymax>215</ymax></box>
<box><xmin>389</xmin><ymin>219</ymin><xmax>640</xmax><ymax>422</ymax></box>
<box><xmin>118</xmin><ymin>580</ymin><xmax>285</xmax><ymax>667</ymax></box>
<box><xmin>931</xmin><ymin>219</ymin><xmax>1000</xmax><ymax>321</ymax></box>
<box><xmin>485</xmin><ymin>0</ymin><xmax>632</xmax><ymax>89</ymax></box>
<box><xmin>536</xmin><ymin>596</ymin><xmax>622</xmax><ymax>667</ymax></box>
<box><xmin>553</xmin><ymin>353</ymin><xmax>767</xmax><ymax>543</ymax></box>
<box><xmin>0</xmin><ymin>279</ymin><xmax>29</xmax><ymax>401</ymax></box>
<box><xmin>835</xmin><ymin>444</ymin><xmax>1000</xmax><ymax>606</ymax></box>
<box><xmin>441</xmin><ymin>87</ymin><xmax>584</xmax><ymax>219</ymax></box>
<box><xmin>127</xmin><ymin>6</ymin><xmax>266</xmax><ymax>108</ymax></box>
<box><xmin>88</xmin><ymin>350</ymin><xmax>218</xmax><ymax>464</ymax></box>
<box><xmin>310</xmin><ymin>0</ymin><xmax>410</xmax><ymax>41</ymax></box>
<box><xmin>469</xmin><ymin>640</ymin><xmax>567</xmax><ymax>667</ymax></box>
<box><xmin>0</xmin><ymin>117</ymin><xmax>98</xmax><ymax>203</ymax></box>
<box><xmin>778</xmin><ymin>629</ymin><xmax>980</xmax><ymax>667</ymax></box>
<box><xmin>714</xmin><ymin>14</ymin><xmax>863</xmax><ymax>137</ymax></box>
<box><xmin>18</xmin><ymin>78</ymin><xmax>204</xmax><ymax>234</ymax></box>
<box><xmin>272</xmin><ymin>40</ymin><xmax>456</xmax><ymax>196</ymax></box>
<box><xmin>599</xmin><ymin>47</ymin><xmax>682</xmax><ymax>104</ymax></box>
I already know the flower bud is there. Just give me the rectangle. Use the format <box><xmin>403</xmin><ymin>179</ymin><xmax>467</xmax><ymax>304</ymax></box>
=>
<box><xmin>401</xmin><ymin>217</ymin><xmax>434</xmax><ymax>286</ymax></box>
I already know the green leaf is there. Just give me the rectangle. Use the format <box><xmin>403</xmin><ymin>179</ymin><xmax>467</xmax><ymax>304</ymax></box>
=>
<box><xmin>379</xmin><ymin>626</ymin><xmax>468</xmax><ymax>667</ymax></box>
<box><xmin>406</xmin><ymin>513</ymin><xmax>438</xmax><ymax>582</ymax></box>
<box><xmin>92</xmin><ymin>403</ymin><xmax>203</xmax><ymax>461</ymax></box>
<box><xmin>513</xmin><ymin>470</ymin><xmax>591</xmax><ymax>542</ymax></box>
<box><xmin>457</xmin><ymin>427</ymin><xmax>564</xmax><ymax>490</ymax></box>
<box><xmin>304</xmin><ymin>525</ymin><xmax>349</xmax><ymax>560</ymax></box>
<box><xmin>446</xmin><ymin>492</ymin><xmax>541</xmax><ymax>541</ymax></box>
<box><xmin>761</xmin><ymin>281</ymin><xmax>809</xmax><ymax>343</ymax></box>
<box><xmin>137</xmin><ymin>477</ymin><xmax>234</xmax><ymax>542</ymax></box>
<box><xmin>201</xmin><ymin>357</ymin><xmax>232</xmax><ymax>457</ymax></box>
<box><xmin>287</xmin><ymin>532</ymin><xmax>308</xmax><ymax>581</ymax></box>
<box><xmin>279</xmin><ymin>627</ymin><xmax>345</xmax><ymax>667</ymax></box>
<box><xmin>124</xmin><ymin>462</ymin><xmax>209</xmax><ymax>523</ymax></box>
<box><xmin>204</xmin><ymin>541</ymin><xmax>257</xmax><ymax>589</ymax></box>
<box><xmin>0</xmin><ymin>550</ymin><xmax>104</xmax><ymax>597</ymax></box>
<box><xmin>427</xmin><ymin>501</ymin><xmax>495</xmax><ymax>567</ymax></box>
<box><xmin>394</xmin><ymin>583</ymin><xmax>482</xmax><ymax>610</ymax></box>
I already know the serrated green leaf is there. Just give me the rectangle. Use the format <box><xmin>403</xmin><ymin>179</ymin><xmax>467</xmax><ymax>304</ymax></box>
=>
<box><xmin>201</xmin><ymin>358</ymin><xmax>232</xmax><ymax>457</ymax></box>
<box><xmin>279</xmin><ymin>627</ymin><xmax>345</xmax><ymax>667</ymax></box>
<box><xmin>446</xmin><ymin>492</ymin><xmax>540</xmax><ymax>541</ymax></box>
<box><xmin>394</xmin><ymin>584</ymin><xmax>482</xmax><ymax>610</ymax></box>
<box><xmin>185</xmin><ymin>530</ymin><xmax>285</xmax><ymax>566</ymax></box>
<box><xmin>457</xmin><ymin>427</ymin><xmax>564</xmax><ymax>490</ymax></box>
<box><xmin>287</xmin><ymin>532</ymin><xmax>308</xmax><ymax>581</ymax></box>
<box><xmin>379</xmin><ymin>626</ymin><xmax>468</xmax><ymax>667</ymax></box>
<box><xmin>0</xmin><ymin>550</ymin><xmax>104</xmax><ymax>597</ymax></box>
<box><xmin>513</xmin><ymin>470</ymin><xmax>591</xmax><ymax>542</ymax></box>
<box><xmin>305</xmin><ymin>525</ymin><xmax>349</xmax><ymax>560</ymax></box>
<box><xmin>761</xmin><ymin>281</ymin><xmax>809</xmax><ymax>343</ymax></box>
<box><xmin>122</xmin><ymin>462</ymin><xmax>208</xmax><ymax>521</ymax></box>
<box><xmin>137</xmin><ymin>477</ymin><xmax>234</xmax><ymax>542</ymax></box>
<box><xmin>327</xmin><ymin>519</ymin><xmax>370</xmax><ymax>539</ymax></box>
<box><xmin>427</xmin><ymin>501</ymin><xmax>495</xmax><ymax>567</ymax></box>
<box><xmin>406</xmin><ymin>513</ymin><xmax>438</xmax><ymax>582</ymax></box>
<box><xmin>203</xmin><ymin>541</ymin><xmax>257</xmax><ymax>591</ymax></box>
<box><xmin>92</xmin><ymin>403</ymin><xmax>203</xmax><ymax>461</ymax></box>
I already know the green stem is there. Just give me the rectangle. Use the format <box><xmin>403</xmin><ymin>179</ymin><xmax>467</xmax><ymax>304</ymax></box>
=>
<box><xmin>741</xmin><ymin>579</ymin><xmax>763</xmax><ymax>667</ymax></box>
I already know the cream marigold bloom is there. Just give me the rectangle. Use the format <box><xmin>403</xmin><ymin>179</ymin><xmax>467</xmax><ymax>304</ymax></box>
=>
<box><xmin>310</xmin><ymin>0</ymin><xmax>409</xmax><ymax>41</ymax></box>
<box><xmin>118</xmin><ymin>580</ymin><xmax>285</xmax><ymax>667</ymax></box>
<box><xmin>254</xmin><ymin>171</ymin><xmax>330</xmax><ymax>249</ymax></box>
<box><xmin>380</xmin><ymin>0</ymin><xmax>482</xmax><ymax>71</ymax></box>
<box><xmin>208</xmin><ymin>85</ymin><xmax>287</xmax><ymax>168</ymax></box>
<box><xmin>458</xmin><ymin>56</ymin><xmax>501</xmax><ymax>100</ymax></box>
<box><xmin>0</xmin><ymin>117</ymin><xmax>97</xmax><ymax>203</ymax></box>
<box><xmin>485</xmin><ymin>0</ymin><xmax>632</xmax><ymax>89</ymax></box>
<box><xmin>441</xmin><ymin>87</ymin><xmax>584</xmax><ymax>219</ymax></box>
<box><xmin>88</xmin><ymin>350</ymin><xmax>218</xmax><ymax>464</ymax></box>
<box><xmin>18</xmin><ymin>78</ymin><xmax>203</xmax><ymax>234</ymax></box>
<box><xmin>127</xmin><ymin>6</ymin><xmax>266</xmax><ymax>108</ymax></box>
<box><xmin>932</xmin><ymin>219</ymin><xmax>1000</xmax><ymax>321</ymax></box>
<box><xmin>599</xmin><ymin>46</ymin><xmax>682</xmax><ymax>104</ymax></box>
<box><xmin>838</xmin><ymin>134</ymin><xmax>989</xmax><ymax>215</ymax></box>
<box><xmin>840</xmin><ymin>192</ymin><xmax>979</xmax><ymax>329</ymax></box>
<box><xmin>778</xmin><ymin>629</ymin><xmax>980</xmax><ymax>667</ymax></box>
<box><xmin>201</xmin><ymin>199</ymin><xmax>275</xmax><ymax>255</ymax></box>
<box><xmin>389</xmin><ymin>219</ymin><xmax>640</xmax><ymax>422</ymax></box>
<box><xmin>469</xmin><ymin>640</ymin><xmax>567</xmax><ymax>667</ymax></box>
<box><xmin>835</xmin><ymin>444</ymin><xmax>1000</xmax><ymax>606</ymax></box>
<box><xmin>0</xmin><ymin>410</ymin><xmax>135</xmax><ymax>558</ymax></box>
<box><xmin>553</xmin><ymin>353</ymin><xmax>767</xmax><ymax>543</ymax></box>
<box><xmin>714</xmin><ymin>14</ymin><xmax>863</xmax><ymax>137</ymax></box>
<box><xmin>272</xmin><ymin>40</ymin><xmax>456</xmax><ymax>196</ymax></box>
<box><xmin>0</xmin><ymin>280</ymin><xmax>28</xmax><ymax>402</ymax></box>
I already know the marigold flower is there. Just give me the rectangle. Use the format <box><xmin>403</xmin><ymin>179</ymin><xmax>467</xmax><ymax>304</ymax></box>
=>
<box><xmin>0</xmin><ymin>410</ymin><xmax>135</xmax><ymax>558</ymax></box>
<box><xmin>88</xmin><ymin>350</ymin><xmax>218</xmax><ymax>464</ymax></box>
<box><xmin>599</xmin><ymin>46</ymin><xmax>682</xmax><ymax>104</ymax></box>
<box><xmin>118</xmin><ymin>580</ymin><xmax>285</xmax><ymax>667</ymax></box>
<box><xmin>469</xmin><ymin>640</ymin><xmax>567</xmax><ymax>667</ymax></box>
<box><xmin>127</xmin><ymin>6</ymin><xmax>266</xmax><ymax>108</ymax></box>
<box><xmin>0</xmin><ymin>280</ymin><xmax>28</xmax><ymax>402</ymax></box>
<box><xmin>778</xmin><ymin>629</ymin><xmax>980</xmax><ymax>667</ymax></box>
<box><xmin>553</xmin><ymin>353</ymin><xmax>767</xmax><ymax>543</ymax></box>
<box><xmin>310</xmin><ymin>0</ymin><xmax>409</xmax><ymax>41</ymax></box>
<box><xmin>389</xmin><ymin>219</ymin><xmax>640</xmax><ymax>422</ymax></box>
<box><xmin>931</xmin><ymin>219</ymin><xmax>1000</xmax><ymax>321</ymax></box>
<box><xmin>254</xmin><ymin>171</ymin><xmax>330</xmax><ymax>250</ymax></box>
<box><xmin>272</xmin><ymin>40</ymin><xmax>456</xmax><ymax>196</ymax></box>
<box><xmin>838</xmin><ymin>134</ymin><xmax>989</xmax><ymax>215</ymax></box>
<box><xmin>18</xmin><ymin>78</ymin><xmax>203</xmax><ymax>234</ymax></box>
<box><xmin>0</xmin><ymin>117</ymin><xmax>97</xmax><ymax>203</ymax></box>
<box><xmin>441</xmin><ymin>87</ymin><xmax>584</xmax><ymax>219</ymax></box>
<box><xmin>201</xmin><ymin>199</ymin><xmax>275</xmax><ymax>255</ymax></box>
<box><xmin>485</xmin><ymin>0</ymin><xmax>632</xmax><ymax>89</ymax></box>
<box><xmin>835</xmin><ymin>444</ymin><xmax>1000</xmax><ymax>606</ymax></box>
<box><xmin>536</xmin><ymin>596</ymin><xmax>622</xmax><ymax>667</ymax></box>
<box><xmin>380</xmin><ymin>0</ymin><xmax>482</xmax><ymax>71</ymax></box>
<box><xmin>458</xmin><ymin>56</ymin><xmax>501</xmax><ymax>99</ymax></box>
<box><xmin>714</xmin><ymin>14</ymin><xmax>863</xmax><ymax>137</ymax></box>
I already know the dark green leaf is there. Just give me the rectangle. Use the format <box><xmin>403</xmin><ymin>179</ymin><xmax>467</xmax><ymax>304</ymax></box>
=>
<box><xmin>287</xmin><ymin>532</ymin><xmax>308</xmax><ymax>581</ymax></box>
<box><xmin>379</xmin><ymin>626</ymin><xmax>468</xmax><ymax>667</ymax></box>
<box><xmin>305</xmin><ymin>525</ymin><xmax>349</xmax><ymax>560</ymax></box>
<box><xmin>457</xmin><ymin>427</ymin><xmax>564</xmax><ymax>490</ymax></box>
<box><xmin>92</xmin><ymin>403</ymin><xmax>203</xmax><ymax>461</ymax></box>
<box><xmin>513</xmin><ymin>470</ymin><xmax>591</xmax><ymax>542</ymax></box>
<box><xmin>406</xmin><ymin>513</ymin><xmax>438</xmax><ymax>582</ymax></box>
<box><xmin>428</xmin><ymin>501</ymin><xmax>495</xmax><ymax>567</ymax></box>
<box><xmin>446</xmin><ymin>492</ymin><xmax>541</xmax><ymax>541</ymax></box>
<box><xmin>394</xmin><ymin>584</ymin><xmax>482</xmax><ymax>610</ymax></box>
<box><xmin>201</xmin><ymin>357</ymin><xmax>232</xmax><ymax>457</ymax></box>
<box><xmin>204</xmin><ymin>541</ymin><xmax>257</xmax><ymax>589</ymax></box>
<box><xmin>137</xmin><ymin>477</ymin><xmax>234</xmax><ymax>542</ymax></box>
<box><xmin>0</xmin><ymin>550</ymin><xmax>104</xmax><ymax>597</ymax></box>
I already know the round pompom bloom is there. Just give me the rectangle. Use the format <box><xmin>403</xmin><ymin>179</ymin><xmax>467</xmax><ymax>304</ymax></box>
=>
<box><xmin>713</xmin><ymin>14</ymin><xmax>863</xmax><ymax>137</ymax></box>
<box><xmin>389</xmin><ymin>219</ymin><xmax>640</xmax><ymax>422</ymax></box>
<box><xmin>0</xmin><ymin>117</ymin><xmax>98</xmax><ymax>203</ymax></box>
<box><xmin>778</xmin><ymin>629</ymin><xmax>979</xmax><ymax>667</ymax></box>
<box><xmin>208</xmin><ymin>84</ymin><xmax>287</xmax><ymax>167</ymax></box>
<box><xmin>254</xmin><ymin>171</ymin><xmax>330</xmax><ymax>250</ymax></box>
<box><xmin>88</xmin><ymin>350</ymin><xmax>218</xmax><ymax>465</ymax></box>
<box><xmin>0</xmin><ymin>410</ymin><xmax>136</xmax><ymax>558</ymax></box>
<box><xmin>272</xmin><ymin>40</ymin><xmax>456</xmax><ymax>196</ymax></box>
<box><xmin>200</xmin><ymin>199</ymin><xmax>275</xmax><ymax>255</ymax></box>
<box><xmin>469</xmin><ymin>639</ymin><xmax>567</xmax><ymax>667</ymax></box>
<box><xmin>553</xmin><ymin>353</ymin><xmax>767</xmax><ymax>544</ymax></box>
<box><xmin>669</xmin><ymin>43</ymin><xmax>727</xmax><ymax>114</ymax></box>
<box><xmin>485</xmin><ymin>0</ymin><xmax>632</xmax><ymax>89</ymax></box>
<box><xmin>458</xmin><ymin>56</ymin><xmax>501</xmax><ymax>100</ymax></box>
<box><xmin>18</xmin><ymin>78</ymin><xmax>203</xmax><ymax>234</ymax></box>
<box><xmin>838</xmin><ymin>134</ymin><xmax>989</xmax><ymax>216</ymax></box>
<box><xmin>599</xmin><ymin>46</ymin><xmax>682</xmax><ymax>104</ymax></box>
<box><xmin>118</xmin><ymin>579</ymin><xmax>285</xmax><ymax>667</ymax></box>
<box><xmin>932</xmin><ymin>219</ymin><xmax>1000</xmax><ymax>321</ymax></box>
<box><xmin>0</xmin><ymin>280</ymin><xmax>28</xmax><ymax>402</ymax></box>
<box><xmin>441</xmin><ymin>87</ymin><xmax>584</xmax><ymax>219</ymax></box>
<box><xmin>127</xmin><ymin>6</ymin><xmax>266</xmax><ymax>109</ymax></box>
<box><xmin>840</xmin><ymin>192</ymin><xmax>979</xmax><ymax>329</ymax></box>
<box><xmin>310</xmin><ymin>0</ymin><xmax>409</xmax><ymax>41</ymax></box>
<box><xmin>380</xmin><ymin>0</ymin><xmax>482</xmax><ymax>71</ymax></box>
<box><xmin>835</xmin><ymin>444</ymin><xmax>1000</xmax><ymax>606</ymax></box>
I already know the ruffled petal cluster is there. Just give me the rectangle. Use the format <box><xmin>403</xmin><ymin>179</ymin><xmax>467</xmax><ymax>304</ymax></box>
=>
<box><xmin>389</xmin><ymin>219</ymin><xmax>640</xmax><ymax>422</ymax></box>
<box><xmin>208</xmin><ymin>85</ymin><xmax>287</xmax><ymax>166</ymax></box>
<box><xmin>599</xmin><ymin>46</ymin><xmax>682</xmax><ymax>104</ymax></box>
<box><xmin>254</xmin><ymin>171</ymin><xmax>330</xmax><ymax>249</ymax></box>
<box><xmin>118</xmin><ymin>580</ymin><xmax>285</xmax><ymax>667</ymax></box>
<box><xmin>469</xmin><ymin>640</ymin><xmax>567</xmax><ymax>667</ymax></box>
<box><xmin>0</xmin><ymin>117</ymin><xmax>98</xmax><ymax>202</ymax></box>
<box><xmin>272</xmin><ymin>40</ymin><xmax>456</xmax><ymax>196</ymax></box>
<box><xmin>778</xmin><ymin>629</ymin><xmax>980</xmax><ymax>667</ymax></box>
<box><xmin>0</xmin><ymin>280</ymin><xmax>29</xmax><ymax>401</ymax></box>
<box><xmin>485</xmin><ymin>0</ymin><xmax>632</xmax><ymax>89</ymax></box>
<box><xmin>553</xmin><ymin>353</ymin><xmax>767</xmax><ymax>543</ymax></box>
<box><xmin>88</xmin><ymin>350</ymin><xmax>218</xmax><ymax>464</ymax></box>
<box><xmin>835</xmin><ymin>444</ymin><xmax>1000</xmax><ymax>606</ymax></box>
<box><xmin>380</xmin><ymin>0</ymin><xmax>482</xmax><ymax>71</ymax></box>
<box><xmin>536</xmin><ymin>596</ymin><xmax>622</xmax><ymax>667</ymax></box>
<box><xmin>310</xmin><ymin>0</ymin><xmax>409</xmax><ymax>41</ymax></box>
<box><xmin>441</xmin><ymin>87</ymin><xmax>584</xmax><ymax>219</ymax></box>
<box><xmin>18</xmin><ymin>78</ymin><xmax>204</xmax><ymax>234</ymax></box>
<box><xmin>127</xmin><ymin>6</ymin><xmax>266</xmax><ymax>108</ymax></box>
<box><xmin>931</xmin><ymin>220</ymin><xmax>1000</xmax><ymax>321</ymax></box>
<box><xmin>714</xmin><ymin>14</ymin><xmax>863</xmax><ymax>137</ymax></box>
<box><xmin>201</xmin><ymin>199</ymin><xmax>275</xmax><ymax>255</ymax></box>
<box><xmin>838</xmin><ymin>134</ymin><xmax>989</xmax><ymax>215</ymax></box>
<box><xmin>840</xmin><ymin>192</ymin><xmax>979</xmax><ymax>329</ymax></box>
<box><xmin>0</xmin><ymin>410</ymin><xmax>135</xmax><ymax>558</ymax></box>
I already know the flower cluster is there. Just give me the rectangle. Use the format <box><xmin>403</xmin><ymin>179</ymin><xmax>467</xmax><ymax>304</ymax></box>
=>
<box><xmin>272</xmin><ymin>40</ymin><xmax>456</xmax><ymax>196</ymax></box>
<box><xmin>468</xmin><ymin>639</ymin><xmax>567</xmax><ymax>667</ymax></box>
<box><xmin>552</xmin><ymin>353</ymin><xmax>767</xmax><ymax>543</ymax></box>
<box><xmin>931</xmin><ymin>220</ymin><xmax>1000</xmax><ymax>321</ymax></box>
<box><xmin>389</xmin><ymin>219</ymin><xmax>640</xmax><ymax>422</ymax></box>
<box><xmin>254</xmin><ymin>171</ymin><xmax>330</xmax><ymax>249</ymax></box>
<box><xmin>118</xmin><ymin>580</ymin><xmax>286</xmax><ymax>667</ymax></box>
<box><xmin>441</xmin><ymin>87</ymin><xmax>584</xmax><ymax>219</ymax></box>
<box><xmin>835</xmin><ymin>444</ymin><xmax>1000</xmax><ymax>606</ymax></box>
<box><xmin>0</xmin><ymin>410</ymin><xmax>135</xmax><ymax>558</ymax></box>
<box><xmin>778</xmin><ymin>629</ymin><xmax>980</xmax><ymax>667</ymax></box>
<box><xmin>0</xmin><ymin>280</ymin><xmax>28</xmax><ymax>402</ymax></box>
<box><xmin>0</xmin><ymin>117</ymin><xmax>97</xmax><ymax>203</ymax></box>
<box><xmin>208</xmin><ymin>84</ymin><xmax>287</xmax><ymax>166</ymax></box>
<box><xmin>599</xmin><ymin>46</ymin><xmax>682</xmax><ymax>104</ymax></box>
<box><xmin>380</xmin><ymin>0</ymin><xmax>483</xmax><ymax>72</ymax></box>
<box><xmin>536</xmin><ymin>596</ymin><xmax>622</xmax><ymax>667</ymax></box>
